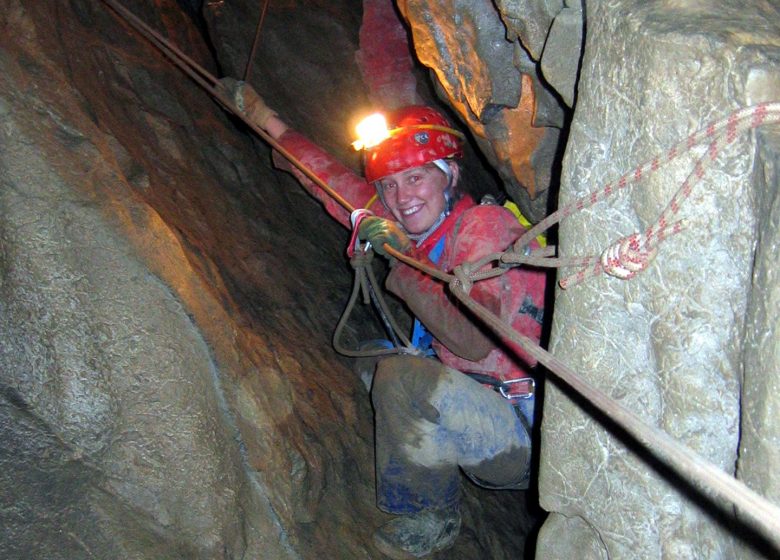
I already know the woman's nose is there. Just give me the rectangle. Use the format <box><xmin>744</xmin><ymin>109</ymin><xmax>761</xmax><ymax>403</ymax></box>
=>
<box><xmin>396</xmin><ymin>181</ymin><xmax>414</xmax><ymax>202</ymax></box>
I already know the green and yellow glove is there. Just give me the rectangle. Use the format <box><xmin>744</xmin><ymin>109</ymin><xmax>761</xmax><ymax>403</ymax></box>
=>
<box><xmin>218</xmin><ymin>77</ymin><xmax>277</xmax><ymax>129</ymax></box>
<box><xmin>358</xmin><ymin>217</ymin><xmax>411</xmax><ymax>257</ymax></box>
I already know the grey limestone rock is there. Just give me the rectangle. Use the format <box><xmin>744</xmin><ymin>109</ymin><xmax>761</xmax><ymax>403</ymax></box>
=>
<box><xmin>537</xmin><ymin>1</ymin><xmax>780</xmax><ymax>558</ymax></box>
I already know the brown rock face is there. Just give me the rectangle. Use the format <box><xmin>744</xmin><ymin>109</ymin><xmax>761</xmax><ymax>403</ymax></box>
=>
<box><xmin>0</xmin><ymin>1</ymin><xmax>533</xmax><ymax>558</ymax></box>
<box><xmin>397</xmin><ymin>0</ymin><xmax>575</xmax><ymax>221</ymax></box>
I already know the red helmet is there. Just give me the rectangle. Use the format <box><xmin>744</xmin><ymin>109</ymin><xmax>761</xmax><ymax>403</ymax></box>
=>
<box><xmin>364</xmin><ymin>106</ymin><xmax>464</xmax><ymax>183</ymax></box>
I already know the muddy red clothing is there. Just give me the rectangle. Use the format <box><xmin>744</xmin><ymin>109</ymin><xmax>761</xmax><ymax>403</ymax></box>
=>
<box><xmin>272</xmin><ymin>130</ymin><xmax>393</xmax><ymax>227</ymax></box>
<box><xmin>274</xmin><ymin>129</ymin><xmax>545</xmax><ymax>384</ymax></box>
<box><xmin>274</xmin><ymin>126</ymin><xmax>545</xmax><ymax>512</ymax></box>
<box><xmin>388</xmin><ymin>199</ymin><xmax>544</xmax><ymax>383</ymax></box>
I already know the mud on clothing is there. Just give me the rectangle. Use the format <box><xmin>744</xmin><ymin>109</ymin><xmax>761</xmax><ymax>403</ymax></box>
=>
<box><xmin>274</xmin><ymin>129</ymin><xmax>545</xmax><ymax>387</ymax></box>
<box><xmin>273</xmin><ymin>129</ymin><xmax>546</xmax><ymax>511</ymax></box>
<box><xmin>373</xmin><ymin>355</ymin><xmax>533</xmax><ymax>513</ymax></box>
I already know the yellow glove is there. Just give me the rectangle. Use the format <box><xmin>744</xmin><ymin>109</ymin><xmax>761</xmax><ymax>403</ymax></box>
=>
<box><xmin>358</xmin><ymin>217</ymin><xmax>411</xmax><ymax>257</ymax></box>
<box><xmin>218</xmin><ymin>77</ymin><xmax>277</xmax><ymax>128</ymax></box>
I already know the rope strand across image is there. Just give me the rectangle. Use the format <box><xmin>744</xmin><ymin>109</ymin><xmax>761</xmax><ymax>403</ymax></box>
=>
<box><xmin>100</xmin><ymin>0</ymin><xmax>780</xmax><ymax>552</ymax></box>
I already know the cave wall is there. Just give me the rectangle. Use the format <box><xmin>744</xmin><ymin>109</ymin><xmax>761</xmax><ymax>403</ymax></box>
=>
<box><xmin>3</xmin><ymin>0</ymin><xmax>780</xmax><ymax>559</ymax></box>
<box><xmin>0</xmin><ymin>0</ymin><xmax>532</xmax><ymax>558</ymax></box>
<box><xmin>536</xmin><ymin>2</ymin><xmax>780</xmax><ymax>559</ymax></box>
<box><xmin>396</xmin><ymin>0</ymin><xmax>580</xmax><ymax>222</ymax></box>
<box><xmin>0</xmin><ymin>0</ymin><xmax>378</xmax><ymax>557</ymax></box>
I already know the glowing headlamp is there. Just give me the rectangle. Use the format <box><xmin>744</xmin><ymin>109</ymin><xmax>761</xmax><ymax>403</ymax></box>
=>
<box><xmin>352</xmin><ymin>113</ymin><xmax>390</xmax><ymax>151</ymax></box>
<box><xmin>351</xmin><ymin>112</ymin><xmax>467</xmax><ymax>152</ymax></box>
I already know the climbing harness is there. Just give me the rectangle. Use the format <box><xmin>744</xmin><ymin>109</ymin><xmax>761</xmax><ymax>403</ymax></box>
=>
<box><xmin>464</xmin><ymin>372</ymin><xmax>535</xmax><ymax>400</ymax></box>
<box><xmin>99</xmin><ymin>1</ymin><xmax>780</xmax><ymax>551</ymax></box>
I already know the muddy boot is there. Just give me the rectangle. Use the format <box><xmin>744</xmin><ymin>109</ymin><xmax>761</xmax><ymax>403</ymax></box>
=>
<box><xmin>372</xmin><ymin>507</ymin><xmax>461</xmax><ymax>559</ymax></box>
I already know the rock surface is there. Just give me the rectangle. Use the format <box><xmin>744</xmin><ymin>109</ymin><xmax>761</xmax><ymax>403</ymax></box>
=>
<box><xmin>537</xmin><ymin>2</ymin><xmax>780</xmax><ymax>559</ymax></box>
<box><xmin>3</xmin><ymin>0</ymin><xmax>779</xmax><ymax>559</ymax></box>
<box><xmin>398</xmin><ymin>0</ymin><xmax>573</xmax><ymax>222</ymax></box>
<box><xmin>0</xmin><ymin>0</ymin><xmax>532</xmax><ymax>558</ymax></box>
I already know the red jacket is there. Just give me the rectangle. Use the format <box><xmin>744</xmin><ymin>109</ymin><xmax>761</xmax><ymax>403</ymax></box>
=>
<box><xmin>275</xmin><ymin>130</ymin><xmax>545</xmax><ymax>383</ymax></box>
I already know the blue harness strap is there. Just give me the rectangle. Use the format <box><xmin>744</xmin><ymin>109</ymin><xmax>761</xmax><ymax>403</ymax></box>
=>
<box><xmin>411</xmin><ymin>235</ymin><xmax>446</xmax><ymax>354</ymax></box>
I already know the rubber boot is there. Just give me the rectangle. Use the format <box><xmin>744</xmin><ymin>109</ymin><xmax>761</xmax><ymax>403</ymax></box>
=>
<box><xmin>372</xmin><ymin>507</ymin><xmax>461</xmax><ymax>559</ymax></box>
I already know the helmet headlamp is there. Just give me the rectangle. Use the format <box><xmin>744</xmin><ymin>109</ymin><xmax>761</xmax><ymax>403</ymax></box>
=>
<box><xmin>352</xmin><ymin>113</ymin><xmax>391</xmax><ymax>151</ymax></box>
<box><xmin>352</xmin><ymin>106</ymin><xmax>465</xmax><ymax>184</ymax></box>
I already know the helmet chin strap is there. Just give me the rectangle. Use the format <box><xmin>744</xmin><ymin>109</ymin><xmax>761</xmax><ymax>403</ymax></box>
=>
<box><xmin>431</xmin><ymin>159</ymin><xmax>455</xmax><ymax>213</ymax></box>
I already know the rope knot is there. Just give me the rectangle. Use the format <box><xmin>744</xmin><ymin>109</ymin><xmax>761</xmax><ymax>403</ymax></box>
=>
<box><xmin>600</xmin><ymin>233</ymin><xmax>658</xmax><ymax>280</ymax></box>
<box><xmin>349</xmin><ymin>249</ymin><xmax>374</xmax><ymax>269</ymax></box>
<box><xmin>452</xmin><ymin>263</ymin><xmax>474</xmax><ymax>294</ymax></box>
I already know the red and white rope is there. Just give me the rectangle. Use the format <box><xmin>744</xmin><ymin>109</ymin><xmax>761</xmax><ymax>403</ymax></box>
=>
<box><xmin>508</xmin><ymin>102</ymin><xmax>780</xmax><ymax>289</ymax></box>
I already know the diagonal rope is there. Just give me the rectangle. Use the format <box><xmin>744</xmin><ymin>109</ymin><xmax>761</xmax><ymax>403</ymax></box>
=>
<box><xmin>98</xmin><ymin>0</ymin><xmax>780</xmax><ymax>551</ymax></box>
<box><xmin>511</xmin><ymin>103</ymin><xmax>780</xmax><ymax>288</ymax></box>
<box><xmin>447</xmin><ymin>276</ymin><xmax>780</xmax><ymax>553</ymax></box>
<box><xmin>101</xmin><ymin>0</ymin><xmax>356</xmax><ymax>215</ymax></box>
<box><xmin>332</xmin><ymin>251</ymin><xmax>416</xmax><ymax>357</ymax></box>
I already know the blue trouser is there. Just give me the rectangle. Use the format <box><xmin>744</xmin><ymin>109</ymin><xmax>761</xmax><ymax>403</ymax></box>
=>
<box><xmin>372</xmin><ymin>355</ymin><xmax>533</xmax><ymax>514</ymax></box>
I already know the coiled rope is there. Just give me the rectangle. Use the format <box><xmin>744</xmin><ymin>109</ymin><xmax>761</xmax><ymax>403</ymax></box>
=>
<box><xmin>100</xmin><ymin>0</ymin><xmax>780</xmax><ymax>551</ymax></box>
<box><xmin>332</xmin><ymin>250</ymin><xmax>418</xmax><ymax>357</ymax></box>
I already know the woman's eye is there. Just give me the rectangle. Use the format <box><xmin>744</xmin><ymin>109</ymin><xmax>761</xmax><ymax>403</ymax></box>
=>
<box><xmin>383</xmin><ymin>183</ymin><xmax>397</xmax><ymax>191</ymax></box>
<box><xmin>409</xmin><ymin>175</ymin><xmax>420</xmax><ymax>183</ymax></box>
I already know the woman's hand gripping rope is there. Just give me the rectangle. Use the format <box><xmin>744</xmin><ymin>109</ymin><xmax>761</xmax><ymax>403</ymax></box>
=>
<box><xmin>333</xmin><ymin>210</ymin><xmax>417</xmax><ymax>358</ymax></box>
<box><xmin>357</xmin><ymin>217</ymin><xmax>411</xmax><ymax>257</ymax></box>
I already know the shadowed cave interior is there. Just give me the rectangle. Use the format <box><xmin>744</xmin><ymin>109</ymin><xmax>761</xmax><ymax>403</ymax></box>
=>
<box><xmin>1</xmin><ymin>1</ymin><xmax>779</xmax><ymax>559</ymax></box>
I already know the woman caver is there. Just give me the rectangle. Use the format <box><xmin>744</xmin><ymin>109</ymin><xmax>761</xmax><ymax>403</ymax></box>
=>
<box><xmin>221</xmin><ymin>78</ymin><xmax>546</xmax><ymax>559</ymax></box>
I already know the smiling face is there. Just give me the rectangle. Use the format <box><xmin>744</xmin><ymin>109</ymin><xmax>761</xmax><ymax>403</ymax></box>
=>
<box><xmin>378</xmin><ymin>162</ymin><xmax>458</xmax><ymax>235</ymax></box>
